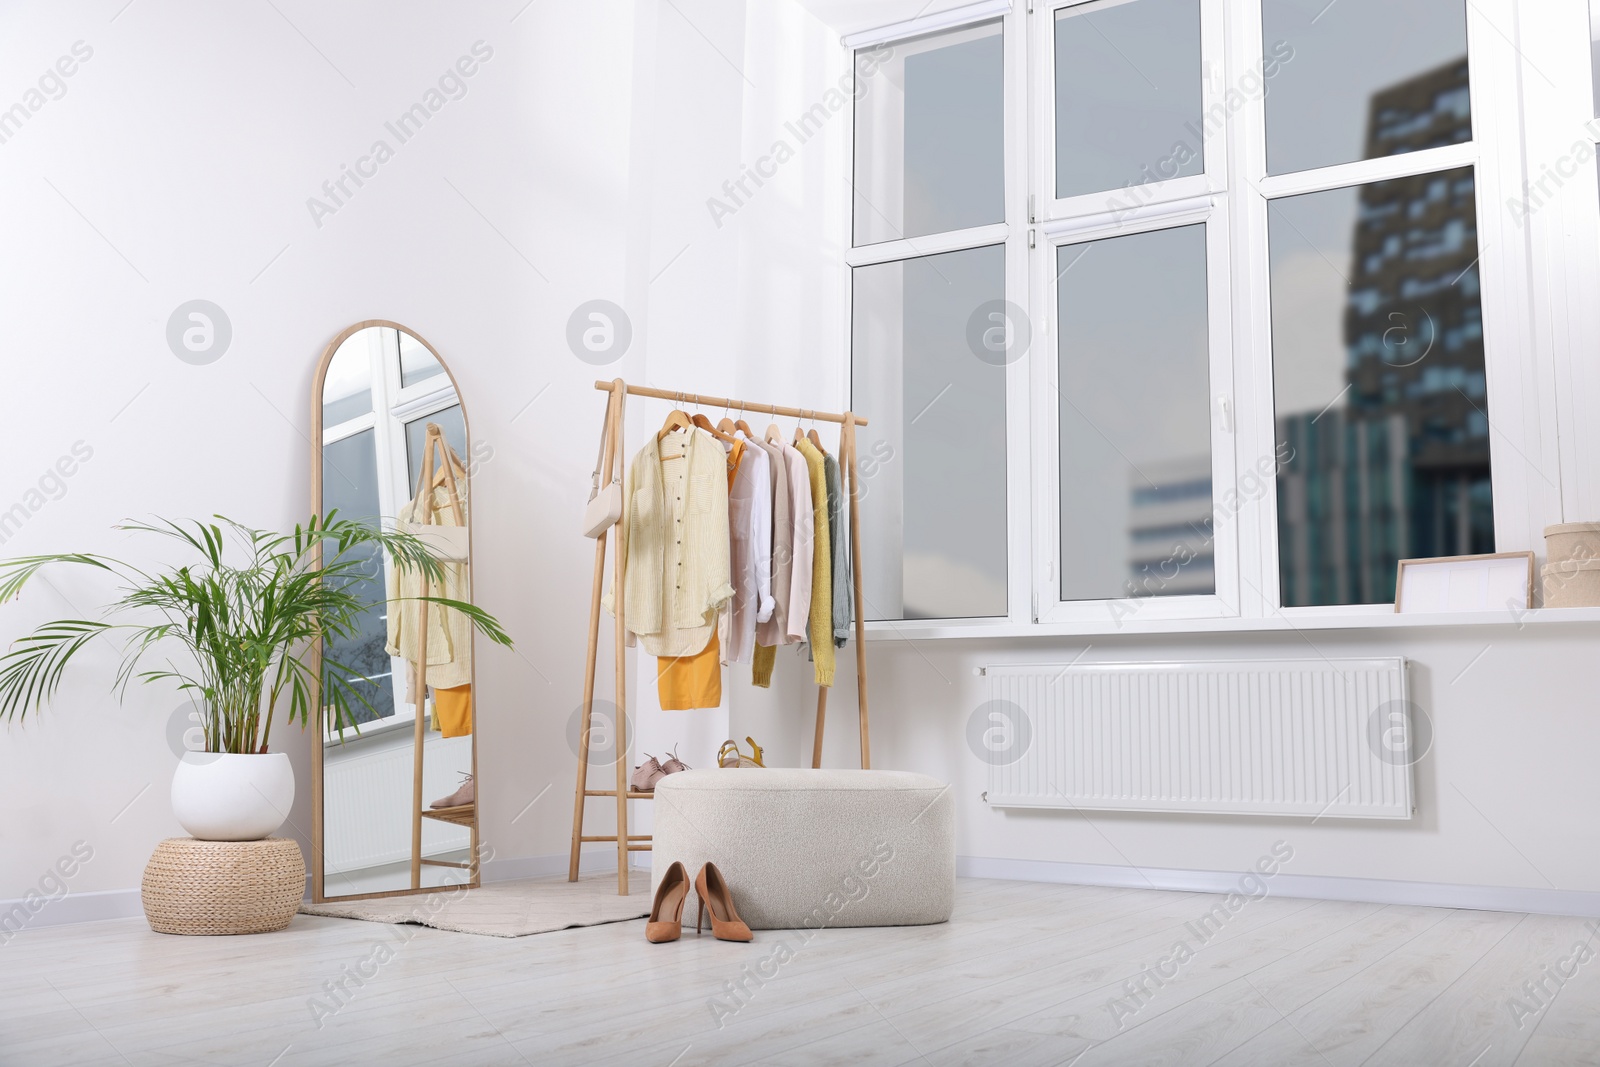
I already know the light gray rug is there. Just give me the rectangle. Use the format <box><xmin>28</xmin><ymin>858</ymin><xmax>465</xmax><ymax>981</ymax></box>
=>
<box><xmin>299</xmin><ymin>873</ymin><xmax>650</xmax><ymax>937</ymax></box>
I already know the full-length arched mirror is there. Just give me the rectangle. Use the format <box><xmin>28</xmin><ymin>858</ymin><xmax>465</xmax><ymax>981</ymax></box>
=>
<box><xmin>311</xmin><ymin>320</ymin><xmax>479</xmax><ymax>901</ymax></box>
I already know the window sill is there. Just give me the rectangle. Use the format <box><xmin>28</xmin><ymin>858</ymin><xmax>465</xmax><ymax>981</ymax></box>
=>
<box><xmin>861</xmin><ymin>606</ymin><xmax>1600</xmax><ymax>641</ymax></box>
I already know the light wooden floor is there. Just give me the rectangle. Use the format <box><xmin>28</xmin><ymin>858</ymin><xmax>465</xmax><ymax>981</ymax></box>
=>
<box><xmin>4</xmin><ymin>879</ymin><xmax>1598</xmax><ymax>1065</ymax></box>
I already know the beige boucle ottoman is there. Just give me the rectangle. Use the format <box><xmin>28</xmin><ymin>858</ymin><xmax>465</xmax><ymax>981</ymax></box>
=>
<box><xmin>650</xmin><ymin>768</ymin><xmax>954</xmax><ymax>930</ymax></box>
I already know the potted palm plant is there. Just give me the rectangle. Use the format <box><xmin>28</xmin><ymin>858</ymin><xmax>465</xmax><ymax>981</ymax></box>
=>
<box><xmin>0</xmin><ymin>514</ymin><xmax>510</xmax><ymax>840</ymax></box>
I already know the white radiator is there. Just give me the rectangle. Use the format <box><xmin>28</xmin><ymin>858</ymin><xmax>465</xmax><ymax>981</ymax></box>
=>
<box><xmin>983</xmin><ymin>658</ymin><xmax>1414</xmax><ymax>820</ymax></box>
<box><xmin>323</xmin><ymin>732</ymin><xmax>473</xmax><ymax>874</ymax></box>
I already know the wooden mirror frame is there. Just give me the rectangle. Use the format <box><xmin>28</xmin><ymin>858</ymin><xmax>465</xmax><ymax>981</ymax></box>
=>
<box><xmin>309</xmin><ymin>319</ymin><xmax>480</xmax><ymax>903</ymax></box>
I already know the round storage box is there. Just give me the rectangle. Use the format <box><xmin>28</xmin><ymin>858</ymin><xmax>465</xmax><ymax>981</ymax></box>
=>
<box><xmin>1542</xmin><ymin>559</ymin><xmax>1600</xmax><ymax>609</ymax></box>
<box><xmin>1544</xmin><ymin>522</ymin><xmax>1600</xmax><ymax>567</ymax></box>
<box><xmin>141</xmin><ymin>837</ymin><xmax>304</xmax><ymax>935</ymax></box>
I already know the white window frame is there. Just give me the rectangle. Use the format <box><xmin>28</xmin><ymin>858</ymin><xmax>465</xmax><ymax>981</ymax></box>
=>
<box><xmin>1031</xmin><ymin>200</ymin><xmax>1240</xmax><ymax>626</ymax></box>
<box><xmin>845</xmin><ymin>5</ymin><xmax>1033</xmax><ymax>634</ymax></box>
<box><xmin>844</xmin><ymin>0</ymin><xmax>1579</xmax><ymax>639</ymax></box>
<box><xmin>1037</xmin><ymin>0</ymin><xmax>1228</xmax><ymax>221</ymax></box>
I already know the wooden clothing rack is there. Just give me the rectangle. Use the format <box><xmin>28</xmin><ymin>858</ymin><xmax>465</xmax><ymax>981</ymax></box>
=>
<box><xmin>408</xmin><ymin>424</ymin><xmax>480</xmax><ymax>890</ymax></box>
<box><xmin>569</xmin><ymin>378</ymin><xmax>872</xmax><ymax>894</ymax></box>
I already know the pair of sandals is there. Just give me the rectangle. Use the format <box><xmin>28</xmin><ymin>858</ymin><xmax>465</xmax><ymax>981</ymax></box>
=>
<box><xmin>631</xmin><ymin>746</ymin><xmax>689</xmax><ymax>792</ymax></box>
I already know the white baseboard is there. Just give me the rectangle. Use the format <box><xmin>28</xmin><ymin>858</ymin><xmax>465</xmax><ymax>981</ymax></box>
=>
<box><xmin>13</xmin><ymin>852</ymin><xmax>1593</xmax><ymax>935</ymax></box>
<box><xmin>0</xmin><ymin>849</ymin><xmax>651</xmax><ymax>936</ymax></box>
<box><xmin>957</xmin><ymin>855</ymin><xmax>1600</xmax><ymax>918</ymax></box>
<box><xmin>0</xmin><ymin>886</ymin><xmax>146</xmax><ymax>939</ymax></box>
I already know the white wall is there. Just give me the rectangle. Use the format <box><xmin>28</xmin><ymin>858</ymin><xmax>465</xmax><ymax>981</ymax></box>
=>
<box><xmin>0</xmin><ymin>0</ymin><xmax>850</xmax><ymax>915</ymax></box>
<box><xmin>0</xmin><ymin>0</ymin><xmax>642</xmax><ymax>906</ymax></box>
<box><xmin>4</xmin><ymin>0</ymin><xmax>1596</xmax><ymax>923</ymax></box>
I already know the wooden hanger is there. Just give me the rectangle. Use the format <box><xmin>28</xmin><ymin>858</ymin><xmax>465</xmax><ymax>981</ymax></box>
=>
<box><xmin>691</xmin><ymin>413</ymin><xmax>738</xmax><ymax>444</ymax></box>
<box><xmin>808</xmin><ymin>426</ymin><xmax>827</xmax><ymax>454</ymax></box>
<box><xmin>764</xmin><ymin>421</ymin><xmax>785</xmax><ymax>444</ymax></box>
<box><xmin>658</xmin><ymin>408</ymin><xmax>692</xmax><ymax>442</ymax></box>
<box><xmin>733</xmin><ymin>408</ymin><xmax>754</xmax><ymax>437</ymax></box>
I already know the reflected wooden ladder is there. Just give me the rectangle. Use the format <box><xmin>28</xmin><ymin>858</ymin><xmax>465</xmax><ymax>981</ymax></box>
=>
<box><xmin>408</xmin><ymin>423</ymin><xmax>479</xmax><ymax>890</ymax></box>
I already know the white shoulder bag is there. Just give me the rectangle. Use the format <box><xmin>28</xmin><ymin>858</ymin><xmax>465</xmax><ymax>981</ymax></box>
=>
<box><xmin>583</xmin><ymin>390</ymin><xmax>625</xmax><ymax>538</ymax></box>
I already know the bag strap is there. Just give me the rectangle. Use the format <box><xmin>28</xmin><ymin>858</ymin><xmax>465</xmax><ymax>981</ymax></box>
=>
<box><xmin>590</xmin><ymin>388</ymin><xmax>625</xmax><ymax>500</ymax></box>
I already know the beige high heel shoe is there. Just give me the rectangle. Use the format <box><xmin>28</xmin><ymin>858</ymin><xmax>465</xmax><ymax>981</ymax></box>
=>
<box><xmin>646</xmin><ymin>861</ymin><xmax>690</xmax><ymax>943</ymax></box>
<box><xmin>694</xmin><ymin>862</ymin><xmax>753</xmax><ymax>942</ymax></box>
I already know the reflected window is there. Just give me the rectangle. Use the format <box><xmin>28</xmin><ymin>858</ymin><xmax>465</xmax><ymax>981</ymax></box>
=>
<box><xmin>1269</xmin><ymin>165</ymin><xmax>1491</xmax><ymax>607</ymax></box>
<box><xmin>853</xmin><ymin>20</ymin><xmax>1004</xmax><ymax>245</ymax></box>
<box><xmin>852</xmin><ymin>245</ymin><xmax>1008</xmax><ymax>619</ymax></box>
<box><xmin>400</xmin><ymin>330</ymin><xmax>445</xmax><ymax>388</ymax></box>
<box><xmin>322</xmin><ymin>339</ymin><xmax>375</xmax><ymax>427</ymax></box>
<box><xmin>1055</xmin><ymin>0</ymin><xmax>1204</xmax><ymax>198</ymax></box>
<box><xmin>1057</xmin><ymin>225</ymin><xmax>1213</xmax><ymax>600</ymax></box>
<box><xmin>321</xmin><ymin>429</ymin><xmax>394</xmax><ymax>726</ymax></box>
<box><xmin>1261</xmin><ymin>0</ymin><xmax>1471</xmax><ymax>175</ymax></box>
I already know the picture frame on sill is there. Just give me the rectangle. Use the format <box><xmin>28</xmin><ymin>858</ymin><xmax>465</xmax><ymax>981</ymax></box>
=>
<box><xmin>1393</xmin><ymin>552</ymin><xmax>1535</xmax><ymax>614</ymax></box>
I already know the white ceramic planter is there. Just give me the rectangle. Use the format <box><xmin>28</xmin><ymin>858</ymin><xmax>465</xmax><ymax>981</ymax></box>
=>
<box><xmin>171</xmin><ymin>752</ymin><xmax>295</xmax><ymax>841</ymax></box>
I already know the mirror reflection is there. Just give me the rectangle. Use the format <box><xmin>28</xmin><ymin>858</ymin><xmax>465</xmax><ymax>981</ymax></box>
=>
<box><xmin>315</xmin><ymin>323</ymin><xmax>478</xmax><ymax>899</ymax></box>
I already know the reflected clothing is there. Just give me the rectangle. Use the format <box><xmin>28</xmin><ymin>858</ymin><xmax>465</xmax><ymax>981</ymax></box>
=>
<box><xmin>604</xmin><ymin>429</ymin><xmax>733</xmax><ymax>658</ymax></box>
<box><xmin>658</xmin><ymin>630</ymin><xmax>722</xmax><ymax>711</ymax></box>
<box><xmin>795</xmin><ymin>438</ymin><xmax>833</xmax><ymax>687</ymax></box>
<box><xmin>385</xmin><ymin>485</ymin><xmax>472</xmax><ymax>690</ymax></box>
<box><xmin>434</xmin><ymin>684</ymin><xmax>473</xmax><ymax>738</ymax></box>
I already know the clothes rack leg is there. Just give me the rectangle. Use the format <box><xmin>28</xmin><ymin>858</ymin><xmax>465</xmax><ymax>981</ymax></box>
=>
<box><xmin>611</xmin><ymin>384</ymin><xmax>631</xmax><ymax>895</ymax></box>
<box><xmin>811</xmin><ymin>686</ymin><xmax>828</xmax><ymax>768</ymax></box>
<box><xmin>569</xmin><ymin>391</ymin><xmax>618</xmax><ymax>881</ymax></box>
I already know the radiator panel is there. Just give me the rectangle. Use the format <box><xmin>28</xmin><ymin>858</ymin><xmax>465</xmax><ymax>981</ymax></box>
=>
<box><xmin>984</xmin><ymin>658</ymin><xmax>1414</xmax><ymax>819</ymax></box>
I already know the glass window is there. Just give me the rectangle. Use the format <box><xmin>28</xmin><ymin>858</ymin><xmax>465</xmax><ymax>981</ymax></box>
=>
<box><xmin>1261</xmin><ymin>0</ymin><xmax>1471</xmax><ymax>175</ymax></box>
<box><xmin>321</xmin><ymin>339</ymin><xmax>374</xmax><ymax>427</ymax></box>
<box><xmin>399</xmin><ymin>329</ymin><xmax>445</xmax><ymax>388</ymax></box>
<box><xmin>1057</xmin><ymin>224</ymin><xmax>1214</xmax><ymax>600</ymax></box>
<box><xmin>1054</xmin><ymin>0</ymin><xmax>1204</xmax><ymax>198</ymax></box>
<box><xmin>1591</xmin><ymin>0</ymin><xmax>1600</xmax><ymax>116</ymax></box>
<box><xmin>1269</xmin><ymin>165</ymin><xmax>1491</xmax><ymax>607</ymax></box>
<box><xmin>320</xmin><ymin>429</ymin><xmax>393</xmax><ymax>726</ymax></box>
<box><xmin>852</xmin><ymin>245</ymin><xmax>1008</xmax><ymax>619</ymax></box>
<box><xmin>853</xmin><ymin>21</ymin><xmax>1004</xmax><ymax>245</ymax></box>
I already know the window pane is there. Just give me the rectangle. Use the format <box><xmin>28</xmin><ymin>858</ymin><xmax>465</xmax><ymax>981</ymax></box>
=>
<box><xmin>1269</xmin><ymin>166</ymin><xmax>1492</xmax><ymax>608</ymax></box>
<box><xmin>1057</xmin><ymin>225</ymin><xmax>1213</xmax><ymax>601</ymax></box>
<box><xmin>399</xmin><ymin>329</ymin><xmax>445</xmax><ymax>388</ymax></box>
<box><xmin>852</xmin><ymin>245</ymin><xmax>1007</xmax><ymax>619</ymax></box>
<box><xmin>321</xmin><ymin>429</ymin><xmax>394</xmax><ymax>726</ymax></box>
<box><xmin>1591</xmin><ymin>0</ymin><xmax>1600</xmax><ymax>116</ymax></box>
<box><xmin>853</xmin><ymin>21</ymin><xmax>1003</xmax><ymax>246</ymax></box>
<box><xmin>1055</xmin><ymin>0</ymin><xmax>1204</xmax><ymax>198</ymax></box>
<box><xmin>322</xmin><ymin>338</ymin><xmax>374</xmax><ymax>427</ymax></box>
<box><xmin>1262</xmin><ymin>0</ymin><xmax>1470</xmax><ymax>175</ymax></box>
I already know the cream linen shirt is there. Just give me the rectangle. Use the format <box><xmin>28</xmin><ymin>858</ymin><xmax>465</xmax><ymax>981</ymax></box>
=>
<box><xmin>606</xmin><ymin>428</ymin><xmax>733</xmax><ymax>658</ymax></box>
<box><xmin>384</xmin><ymin>485</ymin><xmax>472</xmax><ymax>690</ymax></box>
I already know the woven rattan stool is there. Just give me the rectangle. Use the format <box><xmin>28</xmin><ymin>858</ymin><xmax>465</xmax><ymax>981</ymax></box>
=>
<box><xmin>141</xmin><ymin>837</ymin><xmax>304</xmax><ymax>935</ymax></box>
